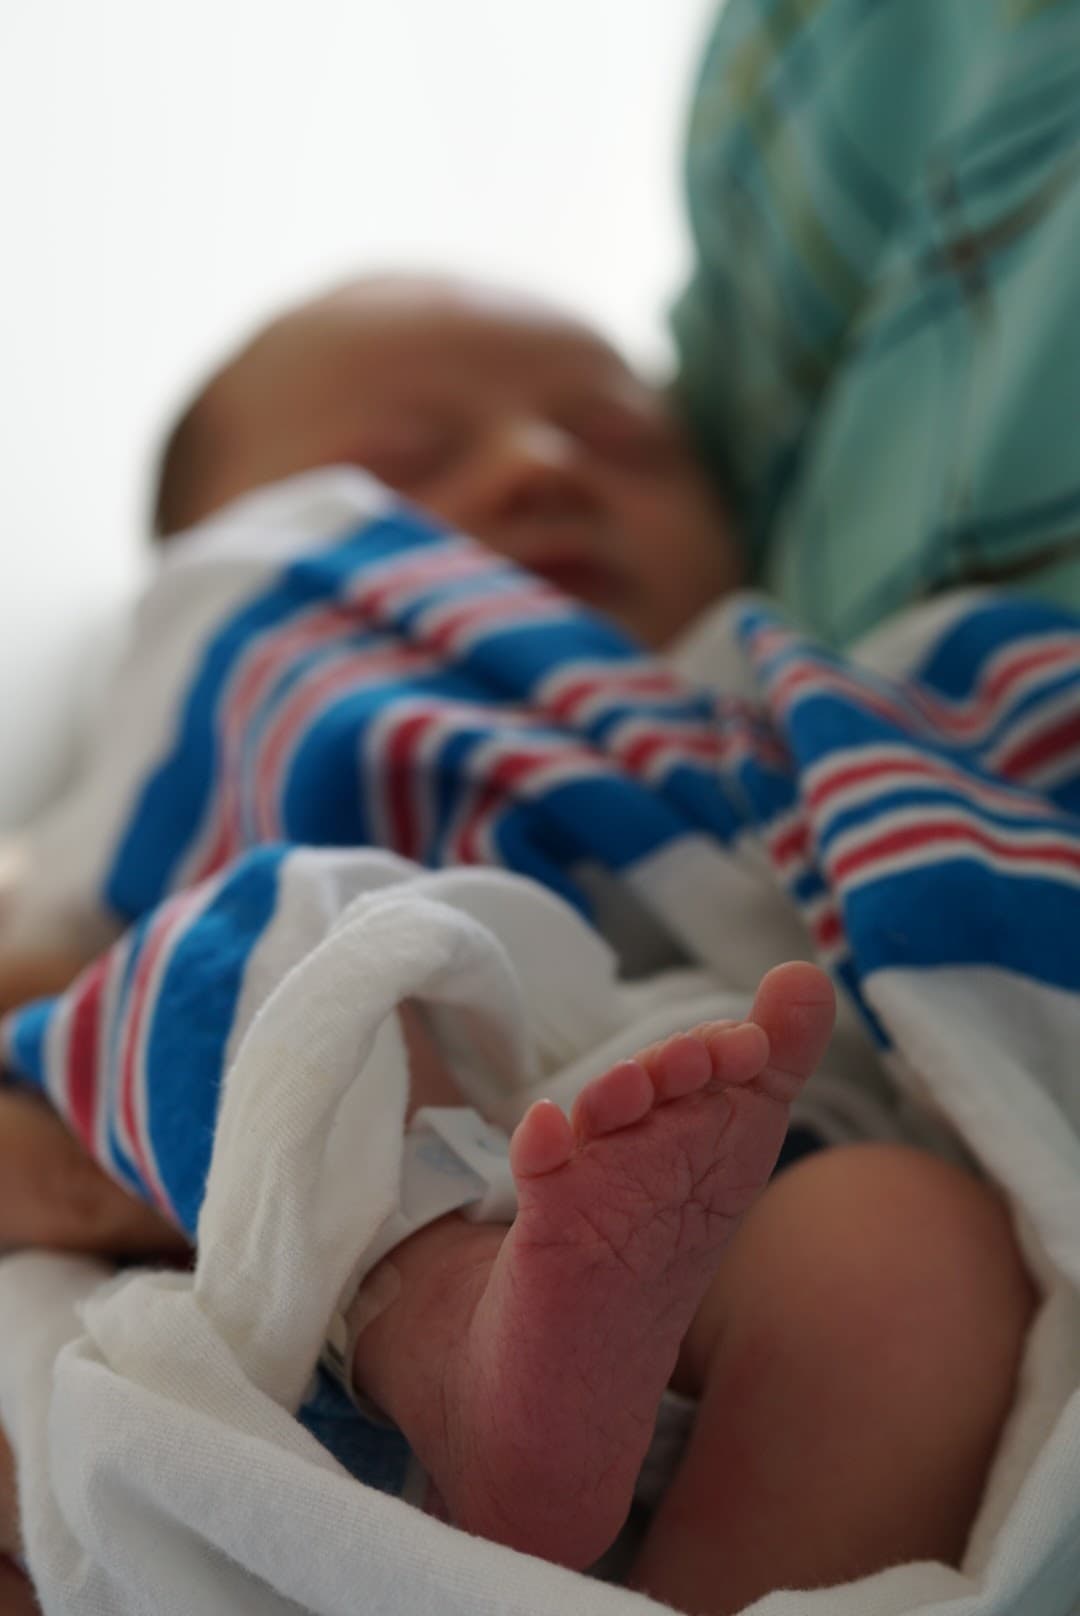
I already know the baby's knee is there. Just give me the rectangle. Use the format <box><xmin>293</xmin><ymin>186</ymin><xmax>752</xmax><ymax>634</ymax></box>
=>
<box><xmin>757</xmin><ymin>1143</ymin><xmax>1037</xmax><ymax>1394</ymax></box>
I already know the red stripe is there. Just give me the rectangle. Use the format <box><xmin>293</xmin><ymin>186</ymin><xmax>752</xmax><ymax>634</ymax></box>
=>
<box><xmin>771</xmin><ymin>640</ymin><xmax>1080</xmax><ymax>743</ymax></box>
<box><xmin>189</xmin><ymin>604</ymin><xmax>353</xmax><ymax>881</ymax></box>
<box><xmin>620</xmin><ymin>729</ymin><xmax>723</xmax><ymax>774</ymax></box>
<box><xmin>385</xmin><ymin>712</ymin><xmax>437</xmax><ymax>859</ymax></box>
<box><xmin>769</xmin><ymin>822</ymin><xmax>810</xmax><ymax>867</ymax></box>
<box><xmin>252</xmin><ymin>644</ymin><xmax>429</xmax><ymax>840</ymax></box>
<box><xmin>65</xmin><ymin>955</ymin><xmax>111</xmax><ymax>1149</ymax></box>
<box><xmin>911</xmin><ymin>642</ymin><xmax>1080</xmax><ymax>736</ymax></box>
<box><xmin>228</xmin><ymin>606</ymin><xmax>348</xmax><ymax>731</ymax></box>
<box><xmin>982</xmin><ymin>642</ymin><xmax>1078</xmax><ymax>708</ymax></box>
<box><xmin>351</xmin><ymin>546</ymin><xmax>491</xmax><ymax>619</ymax></box>
<box><xmin>832</xmin><ymin>819</ymin><xmax>1080</xmax><ymax>883</ymax></box>
<box><xmin>548</xmin><ymin>678</ymin><xmax>599</xmax><ymax>724</ymax></box>
<box><xmin>998</xmin><ymin>711</ymin><xmax>1080</xmax><ymax>781</ymax></box>
<box><xmin>813</xmin><ymin>907</ymin><xmax>843</xmax><ymax>949</ymax></box>
<box><xmin>806</xmin><ymin>755</ymin><xmax>1033</xmax><ymax>819</ymax></box>
<box><xmin>456</xmin><ymin>750</ymin><xmax>559</xmax><ymax>863</ymax></box>
<box><xmin>191</xmin><ymin>819</ymin><xmax>236</xmax><ymax>885</ymax></box>
<box><xmin>747</xmin><ymin>626</ymin><xmax>791</xmax><ymax>662</ymax></box>
<box><xmin>771</xmin><ymin>664</ymin><xmax>908</xmax><ymax>730</ymax></box>
<box><xmin>424</xmin><ymin>589</ymin><xmax>558</xmax><ymax>655</ymax></box>
<box><xmin>188</xmin><ymin>545</ymin><xmax>522</xmax><ymax>882</ymax></box>
<box><xmin>547</xmin><ymin>669</ymin><xmax>682</xmax><ymax>725</ymax></box>
<box><xmin>809</xmin><ymin>757</ymin><xmax>937</xmax><ymax>811</ymax></box>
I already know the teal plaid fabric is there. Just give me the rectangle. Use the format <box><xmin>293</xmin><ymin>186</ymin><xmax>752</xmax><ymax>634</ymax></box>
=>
<box><xmin>673</xmin><ymin>0</ymin><xmax>1080</xmax><ymax>646</ymax></box>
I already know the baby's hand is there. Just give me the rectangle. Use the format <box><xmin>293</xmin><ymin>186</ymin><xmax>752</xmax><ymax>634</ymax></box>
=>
<box><xmin>0</xmin><ymin>946</ymin><xmax>100</xmax><ymax>1018</ymax></box>
<box><xmin>0</xmin><ymin>1088</ymin><xmax>189</xmax><ymax>1259</ymax></box>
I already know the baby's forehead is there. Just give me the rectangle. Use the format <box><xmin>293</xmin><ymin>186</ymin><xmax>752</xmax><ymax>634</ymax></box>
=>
<box><xmin>281</xmin><ymin>281</ymin><xmax>655</xmax><ymax>403</ymax></box>
<box><xmin>321</xmin><ymin>277</ymin><xmax>605</xmax><ymax>344</ymax></box>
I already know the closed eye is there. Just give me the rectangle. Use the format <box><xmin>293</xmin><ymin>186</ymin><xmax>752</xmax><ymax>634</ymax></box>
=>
<box><xmin>345</xmin><ymin>424</ymin><xmax>463</xmax><ymax>491</ymax></box>
<box><xmin>558</xmin><ymin>404</ymin><xmax>684</xmax><ymax>470</ymax></box>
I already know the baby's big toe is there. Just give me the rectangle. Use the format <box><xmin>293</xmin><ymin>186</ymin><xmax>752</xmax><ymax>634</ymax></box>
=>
<box><xmin>748</xmin><ymin>962</ymin><xmax>836</xmax><ymax>1104</ymax></box>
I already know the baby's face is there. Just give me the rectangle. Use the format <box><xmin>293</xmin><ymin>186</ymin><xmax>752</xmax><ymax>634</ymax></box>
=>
<box><xmin>194</xmin><ymin>281</ymin><xmax>740</xmax><ymax>647</ymax></box>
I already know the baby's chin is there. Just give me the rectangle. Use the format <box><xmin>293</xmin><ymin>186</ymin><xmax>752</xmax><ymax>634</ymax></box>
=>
<box><xmin>608</xmin><ymin>588</ymin><xmax>709</xmax><ymax>651</ymax></box>
<box><xmin>599</xmin><ymin>603</ymin><xmax>686</xmax><ymax>652</ymax></box>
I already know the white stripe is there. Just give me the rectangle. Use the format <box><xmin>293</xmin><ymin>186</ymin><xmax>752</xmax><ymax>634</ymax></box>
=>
<box><xmin>96</xmin><ymin>929</ymin><xmax>135</xmax><ymax>1170</ymax></box>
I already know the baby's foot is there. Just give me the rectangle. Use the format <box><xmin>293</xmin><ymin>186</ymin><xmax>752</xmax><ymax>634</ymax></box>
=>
<box><xmin>352</xmin><ymin>961</ymin><xmax>835</xmax><ymax>1568</ymax></box>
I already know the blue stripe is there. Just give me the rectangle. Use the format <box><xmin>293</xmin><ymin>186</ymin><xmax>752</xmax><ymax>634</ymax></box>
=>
<box><xmin>3</xmin><ymin>998</ymin><xmax>52</xmax><ymax>1093</ymax></box>
<box><xmin>844</xmin><ymin>863</ymin><xmax>1080</xmax><ymax>992</ymax></box>
<box><xmin>104</xmin><ymin>931</ymin><xmax>147</xmax><ymax>1198</ymax></box>
<box><xmin>913</xmin><ymin>598</ymin><xmax>1079</xmax><ymax>693</ymax></box>
<box><xmin>144</xmin><ymin>847</ymin><xmax>286</xmax><ymax>1236</ymax></box>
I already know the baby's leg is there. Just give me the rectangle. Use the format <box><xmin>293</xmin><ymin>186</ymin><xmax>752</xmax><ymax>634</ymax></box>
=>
<box><xmin>629</xmin><ymin>1144</ymin><xmax>1037</xmax><ymax>1615</ymax></box>
<box><xmin>349</xmin><ymin>963</ymin><xmax>835</xmax><ymax>1569</ymax></box>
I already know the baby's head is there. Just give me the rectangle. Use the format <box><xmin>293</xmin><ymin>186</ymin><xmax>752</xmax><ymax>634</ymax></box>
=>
<box><xmin>154</xmin><ymin>275</ymin><xmax>739</xmax><ymax>647</ymax></box>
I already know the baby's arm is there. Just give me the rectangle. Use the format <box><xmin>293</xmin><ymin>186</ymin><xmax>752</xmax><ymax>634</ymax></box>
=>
<box><xmin>0</xmin><ymin>829</ymin><xmax>161</xmax><ymax>1257</ymax></box>
<box><xmin>0</xmin><ymin>943</ymin><xmax>94</xmax><ymax>1019</ymax></box>
<box><xmin>0</xmin><ymin>827</ymin><xmax>145</xmax><ymax>1256</ymax></box>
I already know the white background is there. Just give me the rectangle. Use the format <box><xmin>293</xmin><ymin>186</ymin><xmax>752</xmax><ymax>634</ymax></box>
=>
<box><xmin>0</xmin><ymin>0</ymin><xmax>718</xmax><ymax>824</ymax></box>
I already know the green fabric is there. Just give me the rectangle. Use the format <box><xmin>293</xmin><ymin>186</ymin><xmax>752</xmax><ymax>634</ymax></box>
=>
<box><xmin>673</xmin><ymin>0</ymin><xmax>1080</xmax><ymax>645</ymax></box>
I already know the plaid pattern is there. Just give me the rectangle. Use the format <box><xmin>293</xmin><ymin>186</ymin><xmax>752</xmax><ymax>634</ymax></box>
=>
<box><xmin>673</xmin><ymin>0</ymin><xmax>1080</xmax><ymax>646</ymax></box>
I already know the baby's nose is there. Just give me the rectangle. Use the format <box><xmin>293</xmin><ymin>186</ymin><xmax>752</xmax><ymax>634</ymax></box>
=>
<box><xmin>467</xmin><ymin>420</ymin><xmax>595</xmax><ymax>524</ymax></box>
<box><xmin>497</xmin><ymin>420</ymin><xmax>580</xmax><ymax>471</ymax></box>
